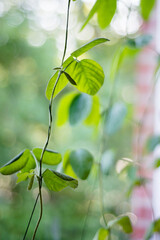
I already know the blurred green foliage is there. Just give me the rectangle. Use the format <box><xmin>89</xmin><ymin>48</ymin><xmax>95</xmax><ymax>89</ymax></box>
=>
<box><xmin>0</xmin><ymin>0</ymin><xmax>157</xmax><ymax>239</ymax></box>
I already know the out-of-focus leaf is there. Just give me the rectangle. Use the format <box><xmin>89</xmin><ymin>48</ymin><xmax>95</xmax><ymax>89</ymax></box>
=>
<box><xmin>70</xmin><ymin>59</ymin><xmax>104</xmax><ymax>95</ymax></box>
<box><xmin>126</xmin><ymin>35</ymin><xmax>152</xmax><ymax>49</ymax></box>
<box><xmin>101</xmin><ymin>150</ymin><xmax>115</xmax><ymax>175</ymax></box>
<box><xmin>69</xmin><ymin>149</ymin><xmax>93</xmax><ymax>180</ymax></box>
<box><xmin>108</xmin><ymin>215</ymin><xmax>133</xmax><ymax>234</ymax></box>
<box><xmin>140</xmin><ymin>0</ymin><xmax>156</xmax><ymax>20</ymax></box>
<box><xmin>110</xmin><ymin>46</ymin><xmax>127</xmax><ymax>81</ymax></box>
<box><xmin>81</xmin><ymin>0</ymin><xmax>101</xmax><ymax>31</ymax></box>
<box><xmin>105</xmin><ymin>102</ymin><xmax>127</xmax><ymax>135</ymax></box>
<box><xmin>97</xmin><ymin>0</ymin><xmax>117</xmax><ymax>29</ymax></box>
<box><xmin>154</xmin><ymin>57</ymin><xmax>160</xmax><ymax>81</ymax></box>
<box><xmin>43</xmin><ymin>169</ymin><xmax>78</xmax><ymax>192</ymax></box>
<box><xmin>46</xmin><ymin>56</ymin><xmax>74</xmax><ymax>100</ymax></box>
<box><xmin>127</xmin><ymin>177</ymin><xmax>147</xmax><ymax>197</ymax></box>
<box><xmin>93</xmin><ymin>228</ymin><xmax>109</xmax><ymax>240</ymax></box>
<box><xmin>71</xmin><ymin>38</ymin><xmax>109</xmax><ymax>58</ymax></box>
<box><xmin>28</xmin><ymin>174</ymin><xmax>35</xmax><ymax>190</ymax></box>
<box><xmin>145</xmin><ymin>219</ymin><xmax>160</xmax><ymax>240</ymax></box>
<box><xmin>0</xmin><ymin>149</ymin><xmax>30</xmax><ymax>175</ymax></box>
<box><xmin>69</xmin><ymin>93</ymin><xmax>92</xmax><ymax>125</ymax></box>
<box><xmin>33</xmin><ymin>148</ymin><xmax>62</xmax><ymax>165</ymax></box>
<box><xmin>57</xmin><ymin>92</ymin><xmax>78</xmax><ymax>126</ymax></box>
<box><xmin>16</xmin><ymin>172</ymin><xmax>30</xmax><ymax>183</ymax></box>
<box><xmin>146</xmin><ymin>135</ymin><xmax>160</xmax><ymax>152</ymax></box>
<box><xmin>154</xmin><ymin>158</ymin><xmax>160</xmax><ymax>168</ymax></box>
<box><xmin>63</xmin><ymin>150</ymin><xmax>77</xmax><ymax>178</ymax></box>
<box><xmin>84</xmin><ymin>95</ymin><xmax>100</xmax><ymax>126</ymax></box>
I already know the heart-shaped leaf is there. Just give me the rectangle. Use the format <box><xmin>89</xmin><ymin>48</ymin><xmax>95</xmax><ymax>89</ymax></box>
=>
<box><xmin>69</xmin><ymin>149</ymin><xmax>93</xmax><ymax>180</ymax></box>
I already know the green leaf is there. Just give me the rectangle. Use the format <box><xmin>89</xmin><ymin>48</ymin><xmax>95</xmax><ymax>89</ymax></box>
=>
<box><xmin>101</xmin><ymin>150</ymin><xmax>115</xmax><ymax>175</ymax></box>
<box><xmin>81</xmin><ymin>0</ymin><xmax>101</xmax><ymax>31</ymax></box>
<box><xmin>70</xmin><ymin>59</ymin><xmax>104</xmax><ymax>95</ymax></box>
<box><xmin>126</xmin><ymin>35</ymin><xmax>152</xmax><ymax>49</ymax></box>
<box><xmin>154</xmin><ymin>158</ymin><xmax>160</xmax><ymax>168</ymax></box>
<box><xmin>63</xmin><ymin>150</ymin><xmax>77</xmax><ymax>178</ymax></box>
<box><xmin>140</xmin><ymin>0</ymin><xmax>156</xmax><ymax>21</ymax></box>
<box><xmin>69</xmin><ymin>93</ymin><xmax>92</xmax><ymax>125</ymax></box>
<box><xmin>145</xmin><ymin>219</ymin><xmax>160</xmax><ymax>240</ymax></box>
<box><xmin>16</xmin><ymin>172</ymin><xmax>30</xmax><ymax>183</ymax></box>
<box><xmin>105</xmin><ymin>102</ymin><xmax>127</xmax><ymax>135</ymax></box>
<box><xmin>146</xmin><ymin>135</ymin><xmax>160</xmax><ymax>152</ymax></box>
<box><xmin>71</xmin><ymin>38</ymin><xmax>109</xmax><ymax>58</ymax></box>
<box><xmin>33</xmin><ymin>148</ymin><xmax>62</xmax><ymax>165</ymax></box>
<box><xmin>84</xmin><ymin>95</ymin><xmax>100</xmax><ymax>126</ymax></box>
<box><xmin>93</xmin><ymin>228</ymin><xmax>109</xmax><ymax>240</ymax></box>
<box><xmin>43</xmin><ymin>169</ymin><xmax>78</xmax><ymax>192</ymax></box>
<box><xmin>21</xmin><ymin>152</ymin><xmax>36</xmax><ymax>173</ymax></box>
<box><xmin>110</xmin><ymin>46</ymin><xmax>127</xmax><ymax>81</ymax></box>
<box><xmin>69</xmin><ymin>149</ymin><xmax>93</xmax><ymax>180</ymax></box>
<box><xmin>97</xmin><ymin>0</ymin><xmax>117</xmax><ymax>29</ymax></box>
<box><xmin>28</xmin><ymin>174</ymin><xmax>35</xmax><ymax>190</ymax></box>
<box><xmin>108</xmin><ymin>216</ymin><xmax>133</xmax><ymax>234</ymax></box>
<box><xmin>57</xmin><ymin>92</ymin><xmax>78</xmax><ymax>126</ymax></box>
<box><xmin>0</xmin><ymin>149</ymin><xmax>30</xmax><ymax>175</ymax></box>
<box><xmin>45</xmin><ymin>56</ymin><xmax>74</xmax><ymax>100</ymax></box>
<box><xmin>62</xmin><ymin>71</ymin><xmax>77</xmax><ymax>85</ymax></box>
<box><xmin>127</xmin><ymin>177</ymin><xmax>147</xmax><ymax>197</ymax></box>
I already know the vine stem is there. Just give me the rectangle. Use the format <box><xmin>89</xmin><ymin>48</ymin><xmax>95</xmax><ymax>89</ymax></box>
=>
<box><xmin>22</xmin><ymin>0</ymin><xmax>71</xmax><ymax>239</ymax></box>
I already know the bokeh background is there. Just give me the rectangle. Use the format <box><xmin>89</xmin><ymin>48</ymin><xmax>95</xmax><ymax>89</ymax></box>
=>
<box><xmin>0</xmin><ymin>0</ymin><xmax>158</xmax><ymax>239</ymax></box>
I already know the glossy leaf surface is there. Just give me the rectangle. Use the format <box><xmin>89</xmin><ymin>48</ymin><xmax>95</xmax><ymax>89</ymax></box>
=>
<box><xmin>43</xmin><ymin>169</ymin><xmax>78</xmax><ymax>192</ymax></box>
<box><xmin>33</xmin><ymin>148</ymin><xmax>62</xmax><ymax>165</ymax></box>
<box><xmin>69</xmin><ymin>149</ymin><xmax>93</xmax><ymax>180</ymax></box>
<box><xmin>0</xmin><ymin>149</ymin><xmax>30</xmax><ymax>175</ymax></box>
